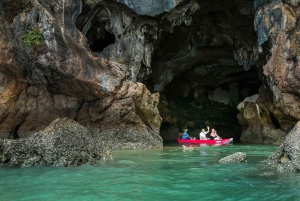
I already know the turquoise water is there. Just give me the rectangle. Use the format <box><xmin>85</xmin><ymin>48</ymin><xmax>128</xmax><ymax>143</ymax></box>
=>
<box><xmin>1</xmin><ymin>142</ymin><xmax>300</xmax><ymax>201</ymax></box>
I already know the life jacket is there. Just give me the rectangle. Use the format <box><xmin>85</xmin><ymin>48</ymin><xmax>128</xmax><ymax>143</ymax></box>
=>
<box><xmin>182</xmin><ymin>132</ymin><xmax>189</xmax><ymax>140</ymax></box>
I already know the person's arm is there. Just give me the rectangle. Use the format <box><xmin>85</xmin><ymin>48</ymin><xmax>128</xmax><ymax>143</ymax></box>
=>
<box><xmin>206</xmin><ymin>126</ymin><xmax>210</xmax><ymax>133</ymax></box>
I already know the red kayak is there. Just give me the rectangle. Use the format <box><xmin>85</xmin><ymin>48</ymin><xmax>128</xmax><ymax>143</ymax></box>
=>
<box><xmin>177</xmin><ymin>138</ymin><xmax>233</xmax><ymax>145</ymax></box>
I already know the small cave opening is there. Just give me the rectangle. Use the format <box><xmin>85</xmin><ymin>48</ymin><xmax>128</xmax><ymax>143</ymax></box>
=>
<box><xmin>87</xmin><ymin>27</ymin><xmax>116</xmax><ymax>52</ymax></box>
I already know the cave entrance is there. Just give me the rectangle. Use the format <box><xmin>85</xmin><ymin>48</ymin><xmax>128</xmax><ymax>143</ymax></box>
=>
<box><xmin>88</xmin><ymin>27</ymin><xmax>116</xmax><ymax>52</ymax></box>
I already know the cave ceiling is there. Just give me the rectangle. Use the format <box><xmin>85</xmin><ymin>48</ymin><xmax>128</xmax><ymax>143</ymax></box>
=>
<box><xmin>74</xmin><ymin>0</ymin><xmax>263</xmax><ymax>138</ymax></box>
<box><xmin>77</xmin><ymin>0</ymin><xmax>260</xmax><ymax>99</ymax></box>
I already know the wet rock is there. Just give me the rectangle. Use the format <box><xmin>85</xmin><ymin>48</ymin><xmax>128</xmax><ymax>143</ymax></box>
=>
<box><xmin>1</xmin><ymin>118</ymin><xmax>112</xmax><ymax>167</ymax></box>
<box><xmin>219</xmin><ymin>152</ymin><xmax>247</xmax><ymax>164</ymax></box>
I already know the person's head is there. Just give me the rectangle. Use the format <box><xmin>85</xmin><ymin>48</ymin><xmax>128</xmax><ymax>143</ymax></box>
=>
<box><xmin>184</xmin><ymin>128</ymin><xmax>188</xmax><ymax>132</ymax></box>
<box><xmin>212</xmin><ymin>129</ymin><xmax>215</xmax><ymax>132</ymax></box>
<box><xmin>201</xmin><ymin>129</ymin><xmax>205</xmax><ymax>132</ymax></box>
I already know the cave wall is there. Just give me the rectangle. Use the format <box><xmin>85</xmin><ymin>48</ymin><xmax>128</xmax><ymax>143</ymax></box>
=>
<box><xmin>1</xmin><ymin>0</ymin><xmax>300</xmax><ymax>145</ymax></box>
<box><xmin>148</xmin><ymin>0</ymin><xmax>261</xmax><ymax>140</ymax></box>
<box><xmin>0</xmin><ymin>0</ymin><xmax>162</xmax><ymax>149</ymax></box>
<box><xmin>237</xmin><ymin>0</ymin><xmax>300</xmax><ymax>144</ymax></box>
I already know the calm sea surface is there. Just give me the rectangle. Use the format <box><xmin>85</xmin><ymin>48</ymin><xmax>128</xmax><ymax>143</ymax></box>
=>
<box><xmin>1</xmin><ymin>142</ymin><xmax>300</xmax><ymax>201</ymax></box>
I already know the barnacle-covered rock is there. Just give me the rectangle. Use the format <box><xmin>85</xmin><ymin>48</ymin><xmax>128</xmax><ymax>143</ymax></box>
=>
<box><xmin>1</xmin><ymin>118</ymin><xmax>112</xmax><ymax>167</ymax></box>
<box><xmin>219</xmin><ymin>152</ymin><xmax>247</xmax><ymax>164</ymax></box>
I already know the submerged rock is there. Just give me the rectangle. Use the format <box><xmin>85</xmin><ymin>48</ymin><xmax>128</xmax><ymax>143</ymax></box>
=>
<box><xmin>219</xmin><ymin>152</ymin><xmax>247</xmax><ymax>164</ymax></box>
<box><xmin>1</xmin><ymin>118</ymin><xmax>112</xmax><ymax>167</ymax></box>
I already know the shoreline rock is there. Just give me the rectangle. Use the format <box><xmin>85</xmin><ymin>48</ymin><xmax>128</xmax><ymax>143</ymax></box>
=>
<box><xmin>264</xmin><ymin>121</ymin><xmax>300</xmax><ymax>172</ymax></box>
<box><xmin>0</xmin><ymin>118</ymin><xmax>112</xmax><ymax>168</ymax></box>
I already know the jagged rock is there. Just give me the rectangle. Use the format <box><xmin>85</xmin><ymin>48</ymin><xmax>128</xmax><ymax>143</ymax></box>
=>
<box><xmin>237</xmin><ymin>0</ymin><xmax>300</xmax><ymax>144</ymax></box>
<box><xmin>77</xmin><ymin>80</ymin><xmax>163</xmax><ymax>149</ymax></box>
<box><xmin>219</xmin><ymin>152</ymin><xmax>247</xmax><ymax>164</ymax></box>
<box><xmin>1</xmin><ymin>118</ymin><xmax>112</xmax><ymax>167</ymax></box>
<box><xmin>1</xmin><ymin>0</ymin><xmax>300</xmax><ymax>146</ymax></box>
<box><xmin>0</xmin><ymin>0</ymin><xmax>162</xmax><ymax>149</ymax></box>
<box><xmin>237</xmin><ymin>94</ymin><xmax>286</xmax><ymax>144</ymax></box>
<box><xmin>264</xmin><ymin>122</ymin><xmax>300</xmax><ymax>172</ymax></box>
<box><xmin>116</xmin><ymin>0</ymin><xmax>185</xmax><ymax>16</ymax></box>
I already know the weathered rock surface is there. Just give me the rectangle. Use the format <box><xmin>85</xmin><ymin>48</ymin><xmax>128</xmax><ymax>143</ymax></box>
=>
<box><xmin>219</xmin><ymin>152</ymin><xmax>247</xmax><ymax>164</ymax></box>
<box><xmin>237</xmin><ymin>94</ymin><xmax>286</xmax><ymax>144</ymax></box>
<box><xmin>0</xmin><ymin>118</ymin><xmax>112</xmax><ymax>167</ymax></box>
<box><xmin>77</xmin><ymin>80</ymin><xmax>163</xmax><ymax>149</ymax></box>
<box><xmin>1</xmin><ymin>0</ymin><xmax>300</xmax><ymax>147</ymax></box>
<box><xmin>0</xmin><ymin>0</ymin><xmax>162</xmax><ymax>149</ymax></box>
<box><xmin>264</xmin><ymin>121</ymin><xmax>300</xmax><ymax>172</ymax></box>
<box><xmin>153</xmin><ymin>0</ymin><xmax>260</xmax><ymax>139</ymax></box>
<box><xmin>116</xmin><ymin>0</ymin><xmax>185</xmax><ymax>16</ymax></box>
<box><xmin>237</xmin><ymin>0</ymin><xmax>300</xmax><ymax>143</ymax></box>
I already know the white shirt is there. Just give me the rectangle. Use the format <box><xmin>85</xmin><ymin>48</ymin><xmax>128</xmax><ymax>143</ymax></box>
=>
<box><xmin>199</xmin><ymin>131</ymin><xmax>208</xmax><ymax>139</ymax></box>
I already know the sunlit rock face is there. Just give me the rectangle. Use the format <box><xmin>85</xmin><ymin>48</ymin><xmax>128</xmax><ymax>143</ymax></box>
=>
<box><xmin>238</xmin><ymin>0</ymin><xmax>300</xmax><ymax>143</ymax></box>
<box><xmin>0</xmin><ymin>0</ymin><xmax>162</xmax><ymax>149</ymax></box>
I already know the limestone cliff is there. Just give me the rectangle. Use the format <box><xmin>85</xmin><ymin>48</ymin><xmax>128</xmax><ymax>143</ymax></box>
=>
<box><xmin>0</xmin><ymin>0</ymin><xmax>162</xmax><ymax>149</ymax></box>
<box><xmin>1</xmin><ymin>0</ymin><xmax>300</xmax><ymax>147</ymax></box>
<box><xmin>238</xmin><ymin>0</ymin><xmax>300</xmax><ymax>143</ymax></box>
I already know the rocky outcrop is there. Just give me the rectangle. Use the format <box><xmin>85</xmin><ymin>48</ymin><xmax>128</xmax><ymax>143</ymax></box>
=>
<box><xmin>77</xmin><ymin>80</ymin><xmax>163</xmax><ymax>149</ymax></box>
<box><xmin>237</xmin><ymin>94</ymin><xmax>286</xmax><ymax>144</ymax></box>
<box><xmin>116</xmin><ymin>0</ymin><xmax>185</xmax><ymax>16</ymax></box>
<box><xmin>237</xmin><ymin>0</ymin><xmax>300</xmax><ymax>143</ymax></box>
<box><xmin>0</xmin><ymin>0</ymin><xmax>162</xmax><ymax>149</ymax></box>
<box><xmin>0</xmin><ymin>118</ymin><xmax>112</xmax><ymax>167</ymax></box>
<box><xmin>2</xmin><ymin>0</ymin><xmax>300</xmax><ymax>146</ymax></box>
<box><xmin>219</xmin><ymin>152</ymin><xmax>247</xmax><ymax>164</ymax></box>
<box><xmin>264</xmin><ymin>121</ymin><xmax>300</xmax><ymax>172</ymax></box>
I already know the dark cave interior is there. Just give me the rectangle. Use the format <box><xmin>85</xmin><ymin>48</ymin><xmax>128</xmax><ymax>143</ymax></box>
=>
<box><xmin>88</xmin><ymin>27</ymin><xmax>115</xmax><ymax>52</ymax></box>
<box><xmin>76</xmin><ymin>0</ymin><xmax>263</xmax><ymax>140</ymax></box>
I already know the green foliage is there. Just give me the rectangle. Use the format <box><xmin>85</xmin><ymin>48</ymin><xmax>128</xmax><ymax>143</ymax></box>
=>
<box><xmin>116</xmin><ymin>59</ymin><xmax>123</xmax><ymax>64</ymax></box>
<box><xmin>22</xmin><ymin>28</ymin><xmax>43</xmax><ymax>47</ymax></box>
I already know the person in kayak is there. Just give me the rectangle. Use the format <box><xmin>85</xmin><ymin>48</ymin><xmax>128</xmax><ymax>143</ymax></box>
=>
<box><xmin>209</xmin><ymin>129</ymin><xmax>222</xmax><ymax>140</ymax></box>
<box><xmin>182</xmin><ymin>129</ymin><xmax>196</xmax><ymax>140</ymax></box>
<box><xmin>199</xmin><ymin>126</ymin><xmax>210</xmax><ymax>140</ymax></box>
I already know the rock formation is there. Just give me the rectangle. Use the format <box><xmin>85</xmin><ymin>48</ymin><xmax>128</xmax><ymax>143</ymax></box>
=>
<box><xmin>237</xmin><ymin>0</ymin><xmax>300</xmax><ymax>143</ymax></box>
<box><xmin>0</xmin><ymin>0</ymin><xmax>162</xmax><ymax>149</ymax></box>
<box><xmin>0</xmin><ymin>118</ymin><xmax>112</xmax><ymax>167</ymax></box>
<box><xmin>219</xmin><ymin>152</ymin><xmax>247</xmax><ymax>164</ymax></box>
<box><xmin>1</xmin><ymin>0</ymin><xmax>300</xmax><ymax>147</ymax></box>
<box><xmin>264</xmin><ymin>121</ymin><xmax>300</xmax><ymax>172</ymax></box>
<box><xmin>152</xmin><ymin>0</ymin><xmax>261</xmax><ymax>139</ymax></box>
<box><xmin>237</xmin><ymin>94</ymin><xmax>286</xmax><ymax>144</ymax></box>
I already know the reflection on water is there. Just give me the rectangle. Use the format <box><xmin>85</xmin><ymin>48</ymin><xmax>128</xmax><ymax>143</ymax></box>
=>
<box><xmin>1</xmin><ymin>142</ymin><xmax>300</xmax><ymax>201</ymax></box>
